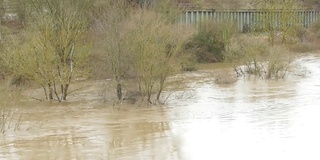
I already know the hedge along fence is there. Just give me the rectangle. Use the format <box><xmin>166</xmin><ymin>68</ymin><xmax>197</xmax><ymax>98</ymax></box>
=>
<box><xmin>181</xmin><ymin>10</ymin><xmax>320</xmax><ymax>32</ymax></box>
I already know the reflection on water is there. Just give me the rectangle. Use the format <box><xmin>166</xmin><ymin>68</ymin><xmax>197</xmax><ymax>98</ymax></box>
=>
<box><xmin>1</xmin><ymin>56</ymin><xmax>320</xmax><ymax>160</ymax></box>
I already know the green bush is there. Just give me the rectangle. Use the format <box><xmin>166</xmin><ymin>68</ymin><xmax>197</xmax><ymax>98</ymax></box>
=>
<box><xmin>185</xmin><ymin>20</ymin><xmax>237</xmax><ymax>63</ymax></box>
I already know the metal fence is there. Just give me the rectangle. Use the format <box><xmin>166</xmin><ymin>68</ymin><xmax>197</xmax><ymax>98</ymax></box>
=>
<box><xmin>181</xmin><ymin>10</ymin><xmax>320</xmax><ymax>32</ymax></box>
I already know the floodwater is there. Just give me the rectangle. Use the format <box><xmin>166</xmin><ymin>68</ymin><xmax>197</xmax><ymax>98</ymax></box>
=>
<box><xmin>1</xmin><ymin>55</ymin><xmax>320</xmax><ymax>160</ymax></box>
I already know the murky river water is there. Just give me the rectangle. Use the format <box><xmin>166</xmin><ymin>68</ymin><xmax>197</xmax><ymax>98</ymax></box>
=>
<box><xmin>1</xmin><ymin>55</ymin><xmax>320</xmax><ymax>160</ymax></box>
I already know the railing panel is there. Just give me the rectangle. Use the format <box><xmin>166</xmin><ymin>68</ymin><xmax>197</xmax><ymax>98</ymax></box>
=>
<box><xmin>183</xmin><ymin>10</ymin><xmax>320</xmax><ymax>32</ymax></box>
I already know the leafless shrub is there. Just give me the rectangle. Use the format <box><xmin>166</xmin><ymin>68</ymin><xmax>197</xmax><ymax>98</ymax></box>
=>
<box><xmin>2</xmin><ymin>0</ymin><xmax>91</xmax><ymax>102</ymax></box>
<box><xmin>225</xmin><ymin>36</ymin><xmax>292</xmax><ymax>79</ymax></box>
<box><xmin>0</xmin><ymin>85</ymin><xmax>22</xmax><ymax>134</ymax></box>
<box><xmin>256</xmin><ymin>0</ymin><xmax>303</xmax><ymax>45</ymax></box>
<box><xmin>94</xmin><ymin>0</ymin><xmax>195</xmax><ymax>104</ymax></box>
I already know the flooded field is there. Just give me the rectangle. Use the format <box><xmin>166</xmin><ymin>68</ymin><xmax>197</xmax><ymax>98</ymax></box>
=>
<box><xmin>1</xmin><ymin>55</ymin><xmax>320</xmax><ymax>160</ymax></box>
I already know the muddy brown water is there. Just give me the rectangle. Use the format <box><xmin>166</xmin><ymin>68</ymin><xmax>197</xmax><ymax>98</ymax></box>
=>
<box><xmin>1</xmin><ymin>55</ymin><xmax>320</xmax><ymax>160</ymax></box>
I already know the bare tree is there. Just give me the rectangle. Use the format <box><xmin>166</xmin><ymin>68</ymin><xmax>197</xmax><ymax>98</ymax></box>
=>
<box><xmin>94</xmin><ymin>0</ymin><xmax>194</xmax><ymax>104</ymax></box>
<box><xmin>2</xmin><ymin>0</ymin><xmax>91</xmax><ymax>101</ymax></box>
<box><xmin>126</xmin><ymin>10</ymin><xmax>194</xmax><ymax>103</ymax></box>
<box><xmin>92</xmin><ymin>0</ymin><xmax>133</xmax><ymax>100</ymax></box>
<box><xmin>257</xmin><ymin>0</ymin><xmax>303</xmax><ymax>44</ymax></box>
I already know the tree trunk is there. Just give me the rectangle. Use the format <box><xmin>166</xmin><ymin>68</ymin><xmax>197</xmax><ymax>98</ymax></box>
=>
<box><xmin>41</xmin><ymin>84</ymin><xmax>48</xmax><ymax>100</ymax></box>
<box><xmin>0</xmin><ymin>18</ymin><xmax>2</xmax><ymax>41</ymax></box>
<box><xmin>48</xmin><ymin>86</ymin><xmax>53</xmax><ymax>100</ymax></box>
<box><xmin>52</xmin><ymin>82</ymin><xmax>61</xmax><ymax>102</ymax></box>
<box><xmin>62</xmin><ymin>84</ymin><xmax>69</xmax><ymax>101</ymax></box>
<box><xmin>116</xmin><ymin>83</ymin><xmax>122</xmax><ymax>100</ymax></box>
<box><xmin>156</xmin><ymin>81</ymin><xmax>164</xmax><ymax>100</ymax></box>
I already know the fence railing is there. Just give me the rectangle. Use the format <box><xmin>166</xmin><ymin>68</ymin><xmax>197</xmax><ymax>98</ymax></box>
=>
<box><xmin>181</xmin><ymin>10</ymin><xmax>320</xmax><ymax>32</ymax></box>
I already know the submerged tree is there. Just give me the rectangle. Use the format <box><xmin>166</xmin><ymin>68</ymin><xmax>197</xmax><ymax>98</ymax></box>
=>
<box><xmin>126</xmin><ymin>10</ymin><xmax>194</xmax><ymax>103</ymax></box>
<box><xmin>92</xmin><ymin>0</ymin><xmax>133</xmax><ymax>101</ymax></box>
<box><xmin>3</xmin><ymin>0</ymin><xmax>91</xmax><ymax>101</ymax></box>
<box><xmin>94</xmin><ymin>0</ymin><xmax>194</xmax><ymax>104</ymax></box>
